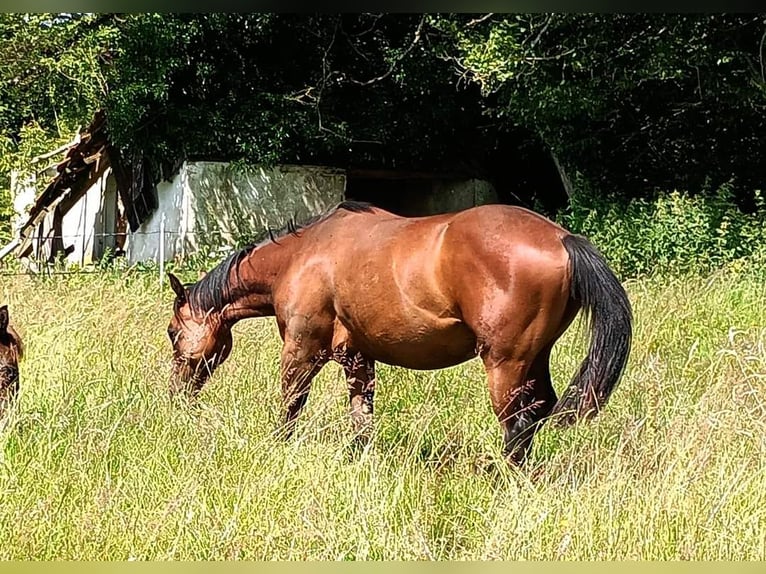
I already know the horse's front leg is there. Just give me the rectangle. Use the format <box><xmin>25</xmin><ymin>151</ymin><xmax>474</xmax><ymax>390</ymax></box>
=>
<box><xmin>336</xmin><ymin>348</ymin><xmax>376</xmax><ymax>439</ymax></box>
<box><xmin>279</xmin><ymin>334</ymin><xmax>330</xmax><ymax>439</ymax></box>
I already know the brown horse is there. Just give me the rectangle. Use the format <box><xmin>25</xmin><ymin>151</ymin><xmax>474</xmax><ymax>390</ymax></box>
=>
<box><xmin>0</xmin><ymin>305</ymin><xmax>23</xmax><ymax>419</ymax></box>
<box><xmin>166</xmin><ymin>201</ymin><xmax>632</xmax><ymax>465</ymax></box>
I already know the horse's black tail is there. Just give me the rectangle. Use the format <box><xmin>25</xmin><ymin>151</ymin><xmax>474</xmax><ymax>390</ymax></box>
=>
<box><xmin>549</xmin><ymin>234</ymin><xmax>633</xmax><ymax>428</ymax></box>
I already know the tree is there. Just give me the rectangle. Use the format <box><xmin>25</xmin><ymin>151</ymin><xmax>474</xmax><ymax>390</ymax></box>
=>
<box><xmin>104</xmin><ymin>14</ymin><xmax>495</xmax><ymax>173</ymax></box>
<box><xmin>435</xmin><ymin>13</ymin><xmax>766</xmax><ymax>206</ymax></box>
<box><xmin>0</xmin><ymin>13</ymin><xmax>119</xmax><ymax>242</ymax></box>
<box><xmin>3</xmin><ymin>13</ymin><xmax>766</xmax><ymax>245</ymax></box>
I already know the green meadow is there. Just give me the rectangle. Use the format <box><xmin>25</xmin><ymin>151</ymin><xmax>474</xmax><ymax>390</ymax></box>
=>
<box><xmin>0</xmin><ymin>265</ymin><xmax>763</xmax><ymax>560</ymax></box>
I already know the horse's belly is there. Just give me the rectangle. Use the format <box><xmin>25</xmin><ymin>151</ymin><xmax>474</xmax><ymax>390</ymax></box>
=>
<box><xmin>348</xmin><ymin>319</ymin><xmax>478</xmax><ymax>370</ymax></box>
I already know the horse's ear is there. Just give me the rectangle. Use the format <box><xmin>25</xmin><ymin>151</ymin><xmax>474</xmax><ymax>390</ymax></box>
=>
<box><xmin>167</xmin><ymin>273</ymin><xmax>186</xmax><ymax>302</ymax></box>
<box><xmin>0</xmin><ymin>305</ymin><xmax>8</xmax><ymax>334</ymax></box>
<box><xmin>198</xmin><ymin>270</ymin><xmax>207</xmax><ymax>281</ymax></box>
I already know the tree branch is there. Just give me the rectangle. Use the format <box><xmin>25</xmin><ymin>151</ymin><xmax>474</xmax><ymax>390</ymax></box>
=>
<box><xmin>346</xmin><ymin>15</ymin><xmax>426</xmax><ymax>87</ymax></box>
<box><xmin>529</xmin><ymin>14</ymin><xmax>553</xmax><ymax>48</ymax></box>
<box><xmin>466</xmin><ymin>14</ymin><xmax>494</xmax><ymax>27</ymax></box>
<box><xmin>30</xmin><ymin>133</ymin><xmax>81</xmax><ymax>164</ymax></box>
<box><xmin>759</xmin><ymin>25</ymin><xmax>766</xmax><ymax>86</ymax></box>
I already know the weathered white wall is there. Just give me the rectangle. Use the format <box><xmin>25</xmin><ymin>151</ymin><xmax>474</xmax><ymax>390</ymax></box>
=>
<box><xmin>124</xmin><ymin>170</ymin><xmax>186</xmax><ymax>264</ymax></box>
<box><xmin>126</xmin><ymin>162</ymin><xmax>346</xmax><ymax>264</ymax></box>
<box><xmin>93</xmin><ymin>173</ymin><xmax>119</xmax><ymax>258</ymax></box>
<box><xmin>10</xmin><ymin>171</ymin><xmax>37</xmax><ymax>235</ymax></box>
<box><xmin>60</xmin><ymin>169</ymin><xmax>112</xmax><ymax>266</ymax></box>
<box><xmin>185</xmin><ymin>162</ymin><xmax>346</xmax><ymax>255</ymax></box>
<box><xmin>13</xmin><ymin>160</ymin><xmax>496</xmax><ymax>266</ymax></box>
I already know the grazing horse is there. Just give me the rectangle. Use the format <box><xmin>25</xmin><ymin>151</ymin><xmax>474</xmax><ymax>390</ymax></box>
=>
<box><xmin>166</xmin><ymin>201</ymin><xmax>632</xmax><ymax>465</ymax></box>
<box><xmin>0</xmin><ymin>305</ymin><xmax>23</xmax><ymax>419</ymax></box>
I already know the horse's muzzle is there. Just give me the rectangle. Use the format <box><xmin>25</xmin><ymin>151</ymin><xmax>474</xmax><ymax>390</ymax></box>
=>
<box><xmin>169</xmin><ymin>357</ymin><xmax>213</xmax><ymax>398</ymax></box>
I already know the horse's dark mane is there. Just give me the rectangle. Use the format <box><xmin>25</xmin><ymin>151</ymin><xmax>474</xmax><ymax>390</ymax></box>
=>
<box><xmin>186</xmin><ymin>201</ymin><xmax>374</xmax><ymax>314</ymax></box>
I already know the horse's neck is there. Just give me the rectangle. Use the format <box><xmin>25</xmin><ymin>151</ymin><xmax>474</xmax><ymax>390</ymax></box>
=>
<box><xmin>222</xmin><ymin>239</ymin><xmax>293</xmax><ymax>323</ymax></box>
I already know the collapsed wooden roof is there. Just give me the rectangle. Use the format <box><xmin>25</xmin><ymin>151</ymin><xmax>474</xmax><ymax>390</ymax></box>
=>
<box><xmin>0</xmin><ymin>110</ymin><xmax>169</xmax><ymax>260</ymax></box>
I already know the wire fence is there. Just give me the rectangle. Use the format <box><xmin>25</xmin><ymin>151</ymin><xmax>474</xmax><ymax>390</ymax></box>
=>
<box><xmin>0</xmin><ymin>220</ymin><xmax>244</xmax><ymax>286</ymax></box>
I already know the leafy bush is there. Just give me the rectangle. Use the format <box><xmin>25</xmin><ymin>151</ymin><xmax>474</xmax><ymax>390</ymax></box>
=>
<box><xmin>559</xmin><ymin>183</ymin><xmax>766</xmax><ymax>278</ymax></box>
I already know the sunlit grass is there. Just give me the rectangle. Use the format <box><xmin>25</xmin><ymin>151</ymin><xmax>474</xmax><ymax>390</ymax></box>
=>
<box><xmin>0</xmin><ymin>266</ymin><xmax>764</xmax><ymax>559</ymax></box>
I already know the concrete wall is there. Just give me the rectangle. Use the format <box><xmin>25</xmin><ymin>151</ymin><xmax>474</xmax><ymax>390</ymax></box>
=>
<box><xmin>59</xmin><ymin>169</ymin><xmax>113</xmax><ymax>266</ymax></box>
<box><xmin>124</xmin><ymin>168</ymin><xmax>186</xmax><ymax>264</ymax></box>
<box><xmin>126</xmin><ymin>162</ymin><xmax>346</xmax><ymax>264</ymax></box>
<box><xmin>185</xmin><ymin>162</ymin><xmax>346</xmax><ymax>256</ymax></box>
<box><xmin>420</xmin><ymin>178</ymin><xmax>498</xmax><ymax>215</ymax></box>
<box><xmin>13</xmin><ymin>160</ymin><xmax>496</xmax><ymax>266</ymax></box>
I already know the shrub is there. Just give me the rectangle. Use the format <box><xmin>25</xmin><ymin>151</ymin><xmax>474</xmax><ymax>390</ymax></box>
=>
<box><xmin>559</xmin><ymin>183</ymin><xmax>766</xmax><ymax>279</ymax></box>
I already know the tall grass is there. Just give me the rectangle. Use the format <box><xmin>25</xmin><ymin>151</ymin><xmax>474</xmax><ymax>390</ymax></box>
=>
<box><xmin>0</xmin><ymin>264</ymin><xmax>763</xmax><ymax>560</ymax></box>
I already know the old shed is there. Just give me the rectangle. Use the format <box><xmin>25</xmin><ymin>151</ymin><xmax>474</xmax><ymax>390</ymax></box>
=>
<box><xmin>1</xmin><ymin>112</ymin><xmax>500</xmax><ymax>269</ymax></box>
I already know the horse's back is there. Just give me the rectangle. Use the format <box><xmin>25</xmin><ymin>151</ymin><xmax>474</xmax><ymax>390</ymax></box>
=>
<box><xmin>324</xmin><ymin>202</ymin><xmax>572</xmax><ymax>309</ymax></box>
<box><xmin>335</xmin><ymin>202</ymin><xmax>569</xmax><ymax>245</ymax></box>
<box><xmin>303</xmin><ymin>204</ymin><xmax>573</xmax><ymax>368</ymax></box>
<box><xmin>448</xmin><ymin>203</ymin><xmax>569</xmax><ymax>242</ymax></box>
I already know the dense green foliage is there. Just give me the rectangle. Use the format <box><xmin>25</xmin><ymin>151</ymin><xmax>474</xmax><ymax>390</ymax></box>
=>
<box><xmin>104</xmin><ymin>14</ymin><xmax>497</xmax><ymax>171</ymax></box>
<box><xmin>1</xmin><ymin>13</ymin><xmax>765</xmax><ymax>265</ymax></box>
<box><xmin>559</xmin><ymin>184</ymin><xmax>766</xmax><ymax>278</ymax></box>
<box><xmin>437</xmin><ymin>13</ymin><xmax>766</xmax><ymax>204</ymax></box>
<box><xmin>0</xmin><ymin>14</ymin><xmax>491</xmax><ymax>180</ymax></box>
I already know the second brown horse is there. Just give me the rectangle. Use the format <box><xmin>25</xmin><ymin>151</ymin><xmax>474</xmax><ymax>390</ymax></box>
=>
<box><xmin>0</xmin><ymin>305</ymin><xmax>22</xmax><ymax>419</ymax></box>
<box><xmin>166</xmin><ymin>201</ymin><xmax>632</xmax><ymax>465</ymax></box>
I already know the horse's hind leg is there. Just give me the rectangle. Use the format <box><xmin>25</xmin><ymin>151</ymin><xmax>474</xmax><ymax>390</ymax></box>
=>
<box><xmin>483</xmin><ymin>346</ymin><xmax>557</xmax><ymax>466</ymax></box>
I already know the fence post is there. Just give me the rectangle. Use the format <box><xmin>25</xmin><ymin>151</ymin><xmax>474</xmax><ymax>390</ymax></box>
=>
<box><xmin>159</xmin><ymin>213</ymin><xmax>166</xmax><ymax>292</ymax></box>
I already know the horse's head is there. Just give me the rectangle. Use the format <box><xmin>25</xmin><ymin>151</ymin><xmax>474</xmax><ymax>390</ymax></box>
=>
<box><xmin>167</xmin><ymin>273</ymin><xmax>232</xmax><ymax>397</ymax></box>
<box><xmin>0</xmin><ymin>305</ymin><xmax>22</xmax><ymax>417</ymax></box>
